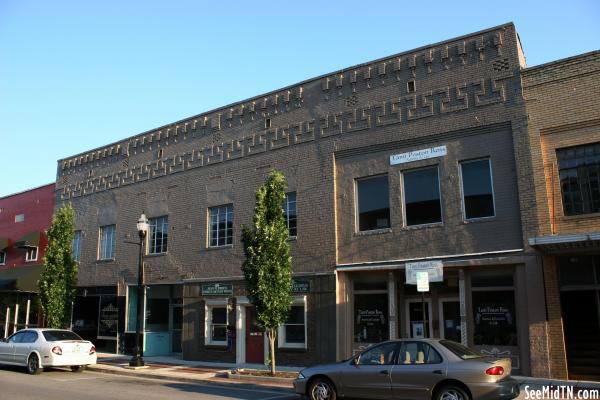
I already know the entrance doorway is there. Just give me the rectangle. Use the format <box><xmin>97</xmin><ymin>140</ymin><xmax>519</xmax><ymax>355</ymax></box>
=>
<box><xmin>439</xmin><ymin>298</ymin><xmax>461</xmax><ymax>342</ymax></box>
<box><xmin>405</xmin><ymin>299</ymin><xmax>432</xmax><ymax>338</ymax></box>
<box><xmin>245</xmin><ymin>307</ymin><xmax>264</xmax><ymax>364</ymax></box>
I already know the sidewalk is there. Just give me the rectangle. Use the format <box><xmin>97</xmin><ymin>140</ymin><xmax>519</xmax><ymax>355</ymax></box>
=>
<box><xmin>89</xmin><ymin>353</ymin><xmax>299</xmax><ymax>389</ymax></box>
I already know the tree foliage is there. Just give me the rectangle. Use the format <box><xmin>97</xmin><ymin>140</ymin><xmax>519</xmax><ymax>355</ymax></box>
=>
<box><xmin>241</xmin><ymin>170</ymin><xmax>292</xmax><ymax>375</ymax></box>
<box><xmin>39</xmin><ymin>203</ymin><xmax>78</xmax><ymax>328</ymax></box>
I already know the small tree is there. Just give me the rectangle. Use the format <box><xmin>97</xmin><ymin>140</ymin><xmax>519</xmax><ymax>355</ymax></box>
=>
<box><xmin>242</xmin><ymin>170</ymin><xmax>293</xmax><ymax>375</ymax></box>
<box><xmin>39</xmin><ymin>203</ymin><xmax>78</xmax><ymax>328</ymax></box>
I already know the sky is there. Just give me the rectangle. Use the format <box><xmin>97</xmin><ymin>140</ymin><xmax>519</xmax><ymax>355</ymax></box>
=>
<box><xmin>1</xmin><ymin>0</ymin><xmax>599</xmax><ymax>197</ymax></box>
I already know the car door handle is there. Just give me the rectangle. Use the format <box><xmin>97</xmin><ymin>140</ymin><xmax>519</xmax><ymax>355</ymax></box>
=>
<box><xmin>380</xmin><ymin>370</ymin><xmax>390</xmax><ymax>375</ymax></box>
<box><xmin>433</xmin><ymin>370</ymin><xmax>443</xmax><ymax>375</ymax></box>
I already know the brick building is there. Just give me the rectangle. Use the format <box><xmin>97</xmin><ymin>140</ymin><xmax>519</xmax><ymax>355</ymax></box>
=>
<box><xmin>523</xmin><ymin>51</ymin><xmax>600</xmax><ymax>380</ymax></box>
<box><xmin>55</xmin><ymin>22</ymin><xmax>565</xmax><ymax>375</ymax></box>
<box><xmin>0</xmin><ymin>183</ymin><xmax>55</xmax><ymax>335</ymax></box>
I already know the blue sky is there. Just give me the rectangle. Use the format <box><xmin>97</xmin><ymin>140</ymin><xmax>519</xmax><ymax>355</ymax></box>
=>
<box><xmin>1</xmin><ymin>0</ymin><xmax>599</xmax><ymax>197</ymax></box>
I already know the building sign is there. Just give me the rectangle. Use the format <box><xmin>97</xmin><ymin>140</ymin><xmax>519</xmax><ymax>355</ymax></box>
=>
<box><xmin>98</xmin><ymin>295</ymin><xmax>118</xmax><ymax>339</ymax></box>
<box><xmin>475</xmin><ymin>305</ymin><xmax>513</xmax><ymax>326</ymax></box>
<box><xmin>356</xmin><ymin>309</ymin><xmax>386</xmax><ymax>324</ymax></box>
<box><xmin>405</xmin><ymin>260</ymin><xmax>443</xmax><ymax>284</ymax></box>
<box><xmin>390</xmin><ymin>145</ymin><xmax>447</xmax><ymax>165</ymax></box>
<box><xmin>292</xmin><ymin>279</ymin><xmax>310</xmax><ymax>293</ymax></box>
<box><xmin>416</xmin><ymin>271</ymin><xmax>430</xmax><ymax>292</ymax></box>
<box><xmin>202</xmin><ymin>283</ymin><xmax>233</xmax><ymax>296</ymax></box>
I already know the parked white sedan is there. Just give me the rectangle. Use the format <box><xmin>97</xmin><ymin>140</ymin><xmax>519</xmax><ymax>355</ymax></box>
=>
<box><xmin>0</xmin><ymin>328</ymin><xmax>97</xmax><ymax>374</ymax></box>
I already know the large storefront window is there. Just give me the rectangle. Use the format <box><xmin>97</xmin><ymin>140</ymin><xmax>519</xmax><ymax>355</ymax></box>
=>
<box><xmin>354</xmin><ymin>293</ymin><xmax>388</xmax><ymax>343</ymax></box>
<box><xmin>472</xmin><ymin>287</ymin><xmax>517</xmax><ymax>346</ymax></box>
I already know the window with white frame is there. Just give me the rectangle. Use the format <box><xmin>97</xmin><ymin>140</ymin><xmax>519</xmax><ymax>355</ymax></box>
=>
<box><xmin>99</xmin><ymin>225</ymin><xmax>116</xmax><ymax>260</ymax></box>
<box><xmin>205</xmin><ymin>302</ymin><xmax>228</xmax><ymax>346</ymax></box>
<box><xmin>460</xmin><ymin>158</ymin><xmax>495</xmax><ymax>220</ymax></box>
<box><xmin>208</xmin><ymin>205</ymin><xmax>233</xmax><ymax>247</ymax></box>
<box><xmin>25</xmin><ymin>247</ymin><xmax>38</xmax><ymax>262</ymax></box>
<box><xmin>0</xmin><ymin>251</ymin><xmax>5</xmax><ymax>265</ymax></box>
<box><xmin>278</xmin><ymin>298</ymin><xmax>307</xmax><ymax>348</ymax></box>
<box><xmin>284</xmin><ymin>192</ymin><xmax>297</xmax><ymax>237</ymax></box>
<box><xmin>148</xmin><ymin>216</ymin><xmax>168</xmax><ymax>254</ymax></box>
<box><xmin>72</xmin><ymin>230</ymin><xmax>82</xmax><ymax>262</ymax></box>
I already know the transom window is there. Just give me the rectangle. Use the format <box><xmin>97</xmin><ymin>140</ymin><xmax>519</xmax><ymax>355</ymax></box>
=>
<box><xmin>460</xmin><ymin>159</ymin><xmax>495</xmax><ymax>220</ymax></box>
<box><xmin>284</xmin><ymin>192</ymin><xmax>297</xmax><ymax>237</ymax></box>
<box><xmin>279</xmin><ymin>302</ymin><xmax>306</xmax><ymax>348</ymax></box>
<box><xmin>356</xmin><ymin>175</ymin><xmax>390</xmax><ymax>232</ymax></box>
<box><xmin>148</xmin><ymin>216</ymin><xmax>168</xmax><ymax>254</ymax></box>
<box><xmin>99</xmin><ymin>225</ymin><xmax>116</xmax><ymax>260</ymax></box>
<box><xmin>557</xmin><ymin>142</ymin><xmax>600</xmax><ymax>215</ymax></box>
<box><xmin>403</xmin><ymin>166</ymin><xmax>442</xmax><ymax>226</ymax></box>
<box><xmin>208</xmin><ymin>205</ymin><xmax>233</xmax><ymax>247</ymax></box>
<box><xmin>25</xmin><ymin>247</ymin><xmax>38</xmax><ymax>262</ymax></box>
<box><xmin>72</xmin><ymin>230</ymin><xmax>81</xmax><ymax>262</ymax></box>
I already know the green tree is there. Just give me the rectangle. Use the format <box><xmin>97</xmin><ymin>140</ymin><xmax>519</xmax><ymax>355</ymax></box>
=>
<box><xmin>39</xmin><ymin>203</ymin><xmax>78</xmax><ymax>328</ymax></box>
<box><xmin>242</xmin><ymin>170</ymin><xmax>293</xmax><ymax>375</ymax></box>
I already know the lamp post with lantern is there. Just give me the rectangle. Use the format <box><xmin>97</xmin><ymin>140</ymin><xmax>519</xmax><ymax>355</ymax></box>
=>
<box><xmin>129</xmin><ymin>213</ymin><xmax>149</xmax><ymax>367</ymax></box>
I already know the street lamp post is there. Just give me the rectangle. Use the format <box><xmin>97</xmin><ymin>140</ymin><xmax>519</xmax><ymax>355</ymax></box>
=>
<box><xmin>129</xmin><ymin>213</ymin><xmax>148</xmax><ymax>367</ymax></box>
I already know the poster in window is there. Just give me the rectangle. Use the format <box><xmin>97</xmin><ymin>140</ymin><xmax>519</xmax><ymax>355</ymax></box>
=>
<box><xmin>98</xmin><ymin>295</ymin><xmax>119</xmax><ymax>339</ymax></box>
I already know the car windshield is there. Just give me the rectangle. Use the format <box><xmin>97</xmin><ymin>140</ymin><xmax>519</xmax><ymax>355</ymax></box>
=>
<box><xmin>440</xmin><ymin>340</ymin><xmax>483</xmax><ymax>360</ymax></box>
<box><xmin>42</xmin><ymin>330</ymin><xmax>83</xmax><ymax>341</ymax></box>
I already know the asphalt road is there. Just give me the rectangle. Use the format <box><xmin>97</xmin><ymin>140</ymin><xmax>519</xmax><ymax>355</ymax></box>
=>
<box><xmin>0</xmin><ymin>366</ymin><xmax>300</xmax><ymax>400</ymax></box>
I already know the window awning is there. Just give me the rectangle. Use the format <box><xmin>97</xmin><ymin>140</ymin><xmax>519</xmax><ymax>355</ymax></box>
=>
<box><xmin>0</xmin><ymin>238</ymin><xmax>8</xmax><ymax>252</ymax></box>
<box><xmin>528</xmin><ymin>232</ymin><xmax>600</xmax><ymax>253</ymax></box>
<box><xmin>0</xmin><ymin>265</ymin><xmax>42</xmax><ymax>293</ymax></box>
<box><xmin>14</xmin><ymin>232</ymin><xmax>41</xmax><ymax>248</ymax></box>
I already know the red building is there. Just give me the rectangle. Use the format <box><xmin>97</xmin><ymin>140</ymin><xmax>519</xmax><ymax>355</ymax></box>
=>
<box><xmin>0</xmin><ymin>183</ymin><xmax>55</xmax><ymax>335</ymax></box>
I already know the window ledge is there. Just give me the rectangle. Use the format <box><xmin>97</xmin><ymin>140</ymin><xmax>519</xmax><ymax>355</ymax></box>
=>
<box><xmin>462</xmin><ymin>216</ymin><xmax>496</xmax><ymax>224</ymax></box>
<box><xmin>145</xmin><ymin>252</ymin><xmax>167</xmax><ymax>258</ymax></box>
<box><xmin>288</xmin><ymin>236</ymin><xmax>297</xmax><ymax>242</ymax></box>
<box><xmin>204</xmin><ymin>343</ymin><xmax>228</xmax><ymax>349</ymax></box>
<box><xmin>206</xmin><ymin>244</ymin><xmax>233</xmax><ymax>251</ymax></box>
<box><xmin>402</xmin><ymin>222</ymin><xmax>443</xmax><ymax>231</ymax></box>
<box><xmin>278</xmin><ymin>345</ymin><xmax>307</xmax><ymax>352</ymax></box>
<box><xmin>355</xmin><ymin>228</ymin><xmax>392</xmax><ymax>236</ymax></box>
<box><xmin>96</xmin><ymin>259</ymin><xmax>115</xmax><ymax>264</ymax></box>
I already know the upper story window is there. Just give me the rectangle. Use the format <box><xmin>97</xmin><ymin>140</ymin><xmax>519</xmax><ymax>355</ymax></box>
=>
<box><xmin>72</xmin><ymin>230</ymin><xmax>81</xmax><ymax>262</ymax></box>
<box><xmin>284</xmin><ymin>192</ymin><xmax>297</xmax><ymax>237</ymax></box>
<box><xmin>0</xmin><ymin>251</ymin><xmax>6</xmax><ymax>265</ymax></box>
<box><xmin>25</xmin><ymin>247</ymin><xmax>38</xmax><ymax>262</ymax></box>
<box><xmin>15</xmin><ymin>214</ymin><xmax>24</xmax><ymax>223</ymax></box>
<box><xmin>460</xmin><ymin>158</ymin><xmax>495</xmax><ymax>220</ymax></box>
<box><xmin>356</xmin><ymin>175</ymin><xmax>390</xmax><ymax>232</ymax></box>
<box><xmin>208</xmin><ymin>205</ymin><xmax>233</xmax><ymax>247</ymax></box>
<box><xmin>148</xmin><ymin>216</ymin><xmax>168</xmax><ymax>254</ymax></box>
<box><xmin>99</xmin><ymin>224</ymin><xmax>116</xmax><ymax>260</ymax></box>
<box><xmin>403</xmin><ymin>166</ymin><xmax>442</xmax><ymax>226</ymax></box>
<box><xmin>557</xmin><ymin>143</ymin><xmax>600</xmax><ymax>215</ymax></box>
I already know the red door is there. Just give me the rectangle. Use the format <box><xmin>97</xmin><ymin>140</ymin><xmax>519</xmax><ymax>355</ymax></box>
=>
<box><xmin>245</xmin><ymin>307</ymin><xmax>264</xmax><ymax>364</ymax></box>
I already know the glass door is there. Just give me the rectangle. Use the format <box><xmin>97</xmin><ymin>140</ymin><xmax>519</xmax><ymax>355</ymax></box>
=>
<box><xmin>405</xmin><ymin>299</ymin><xmax>432</xmax><ymax>338</ymax></box>
<box><xmin>439</xmin><ymin>298</ymin><xmax>461</xmax><ymax>342</ymax></box>
<box><xmin>170</xmin><ymin>304</ymin><xmax>183</xmax><ymax>354</ymax></box>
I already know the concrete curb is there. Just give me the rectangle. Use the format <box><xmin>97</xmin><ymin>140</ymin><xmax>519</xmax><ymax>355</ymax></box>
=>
<box><xmin>224</xmin><ymin>370</ymin><xmax>296</xmax><ymax>386</ymax></box>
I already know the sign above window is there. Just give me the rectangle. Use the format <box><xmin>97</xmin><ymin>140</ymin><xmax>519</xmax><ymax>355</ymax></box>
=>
<box><xmin>390</xmin><ymin>145</ymin><xmax>447</xmax><ymax>165</ymax></box>
<box><xmin>405</xmin><ymin>260</ymin><xmax>443</xmax><ymax>284</ymax></box>
<box><xmin>202</xmin><ymin>283</ymin><xmax>233</xmax><ymax>296</ymax></box>
<box><xmin>292</xmin><ymin>279</ymin><xmax>310</xmax><ymax>293</ymax></box>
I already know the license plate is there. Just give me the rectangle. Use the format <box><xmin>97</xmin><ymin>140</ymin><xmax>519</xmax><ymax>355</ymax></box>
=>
<box><xmin>73</xmin><ymin>345</ymin><xmax>81</xmax><ymax>353</ymax></box>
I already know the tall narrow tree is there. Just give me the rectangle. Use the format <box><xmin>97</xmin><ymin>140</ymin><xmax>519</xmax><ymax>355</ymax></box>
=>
<box><xmin>39</xmin><ymin>204</ymin><xmax>78</xmax><ymax>328</ymax></box>
<box><xmin>242</xmin><ymin>170</ymin><xmax>293</xmax><ymax>375</ymax></box>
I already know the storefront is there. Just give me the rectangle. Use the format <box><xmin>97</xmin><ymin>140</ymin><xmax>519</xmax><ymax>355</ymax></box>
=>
<box><xmin>337</xmin><ymin>262</ymin><xmax>526</xmax><ymax>374</ymax></box>
<box><xmin>73</xmin><ymin>286</ymin><xmax>120</xmax><ymax>353</ymax></box>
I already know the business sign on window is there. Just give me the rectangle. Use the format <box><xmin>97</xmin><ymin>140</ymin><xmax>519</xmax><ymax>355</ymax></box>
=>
<box><xmin>98</xmin><ymin>295</ymin><xmax>118</xmax><ymax>339</ymax></box>
<box><xmin>390</xmin><ymin>145</ymin><xmax>447</xmax><ymax>165</ymax></box>
<box><xmin>202</xmin><ymin>283</ymin><xmax>233</xmax><ymax>296</ymax></box>
<box><xmin>291</xmin><ymin>279</ymin><xmax>310</xmax><ymax>293</ymax></box>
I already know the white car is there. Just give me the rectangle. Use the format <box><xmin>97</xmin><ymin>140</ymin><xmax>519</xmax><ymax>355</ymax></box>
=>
<box><xmin>0</xmin><ymin>328</ymin><xmax>97</xmax><ymax>374</ymax></box>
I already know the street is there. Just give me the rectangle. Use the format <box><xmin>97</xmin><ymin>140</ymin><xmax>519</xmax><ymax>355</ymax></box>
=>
<box><xmin>0</xmin><ymin>367</ymin><xmax>300</xmax><ymax>400</ymax></box>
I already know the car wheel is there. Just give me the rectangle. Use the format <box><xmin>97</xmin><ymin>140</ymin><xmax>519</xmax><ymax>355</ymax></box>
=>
<box><xmin>309</xmin><ymin>377</ymin><xmax>337</xmax><ymax>400</ymax></box>
<box><xmin>27</xmin><ymin>354</ymin><xmax>42</xmax><ymax>375</ymax></box>
<box><xmin>436</xmin><ymin>385</ymin><xmax>470</xmax><ymax>400</ymax></box>
<box><xmin>71</xmin><ymin>365</ymin><xmax>86</xmax><ymax>373</ymax></box>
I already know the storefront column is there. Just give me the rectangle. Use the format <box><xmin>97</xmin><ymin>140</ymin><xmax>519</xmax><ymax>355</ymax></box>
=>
<box><xmin>458</xmin><ymin>269</ymin><xmax>467</xmax><ymax>346</ymax></box>
<box><xmin>388</xmin><ymin>272</ymin><xmax>397</xmax><ymax>340</ymax></box>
